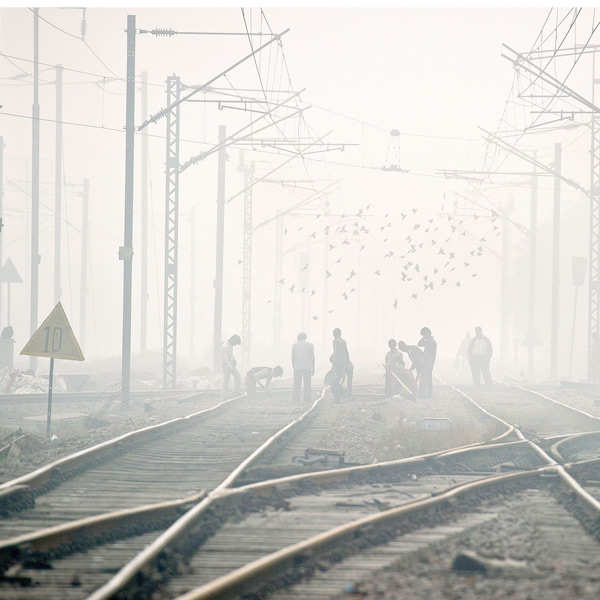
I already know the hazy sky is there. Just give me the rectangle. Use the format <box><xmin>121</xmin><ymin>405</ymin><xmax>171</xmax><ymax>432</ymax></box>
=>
<box><xmin>0</xmin><ymin>7</ymin><xmax>593</xmax><ymax>380</ymax></box>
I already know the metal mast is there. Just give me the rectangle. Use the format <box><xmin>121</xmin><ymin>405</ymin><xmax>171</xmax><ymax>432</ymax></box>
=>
<box><xmin>551</xmin><ymin>143</ymin><xmax>561</xmax><ymax>379</ymax></box>
<box><xmin>80</xmin><ymin>179</ymin><xmax>89</xmax><ymax>349</ymax></box>
<box><xmin>30</xmin><ymin>7</ymin><xmax>40</xmax><ymax>371</ymax></box>
<box><xmin>241</xmin><ymin>158</ymin><xmax>254</xmax><ymax>370</ymax></box>
<box><xmin>590</xmin><ymin>54</ymin><xmax>600</xmax><ymax>380</ymax></box>
<box><xmin>528</xmin><ymin>166</ymin><xmax>538</xmax><ymax>379</ymax></box>
<box><xmin>500</xmin><ymin>197</ymin><xmax>511</xmax><ymax>367</ymax></box>
<box><xmin>0</xmin><ymin>136</ymin><xmax>4</xmax><ymax>324</ymax></box>
<box><xmin>189</xmin><ymin>205</ymin><xmax>197</xmax><ymax>359</ymax></box>
<box><xmin>162</xmin><ymin>75</ymin><xmax>181</xmax><ymax>388</ymax></box>
<box><xmin>54</xmin><ymin>64</ymin><xmax>63</xmax><ymax>304</ymax></box>
<box><xmin>273</xmin><ymin>214</ymin><xmax>283</xmax><ymax>356</ymax></box>
<box><xmin>140</xmin><ymin>71</ymin><xmax>149</xmax><ymax>353</ymax></box>
<box><xmin>213</xmin><ymin>125</ymin><xmax>226</xmax><ymax>372</ymax></box>
<box><xmin>120</xmin><ymin>14</ymin><xmax>136</xmax><ymax>403</ymax></box>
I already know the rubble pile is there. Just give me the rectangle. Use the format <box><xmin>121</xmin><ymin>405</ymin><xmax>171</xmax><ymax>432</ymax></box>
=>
<box><xmin>0</xmin><ymin>367</ymin><xmax>67</xmax><ymax>394</ymax></box>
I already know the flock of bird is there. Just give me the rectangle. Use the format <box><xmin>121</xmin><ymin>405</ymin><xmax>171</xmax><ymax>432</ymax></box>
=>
<box><xmin>236</xmin><ymin>198</ymin><xmax>502</xmax><ymax>320</ymax></box>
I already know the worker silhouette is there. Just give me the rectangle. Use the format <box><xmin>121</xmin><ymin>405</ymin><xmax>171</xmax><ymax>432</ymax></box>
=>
<box><xmin>468</xmin><ymin>326</ymin><xmax>493</xmax><ymax>386</ymax></box>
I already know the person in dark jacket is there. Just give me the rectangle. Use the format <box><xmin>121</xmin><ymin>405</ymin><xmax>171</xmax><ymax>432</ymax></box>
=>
<box><xmin>331</xmin><ymin>328</ymin><xmax>353</xmax><ymax>399</ymax></box>
<box><xmin>417</xmin><ymin>327</ymin><xmax>437</xmax><ymax>399</ymax></box>
<box><xmin>468</xmin><ymin>326</ymin><xmax>493</xmax><ymax>386</ymax></box>
<box><xmin>398</xmin><ymin>340</ymin><xmax>426</xmax><ymax>398</ymax></box>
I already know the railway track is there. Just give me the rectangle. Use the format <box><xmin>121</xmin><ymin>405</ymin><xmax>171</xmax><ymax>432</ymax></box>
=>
<box><xmin>1</xmin><ymin>381</ymin><xmax>599</xmax><ymax>599</ymax></box>
<box><xmin>96</xmin><ymin>382</ymin><xmax>599</xmax><ymax>600</ymax></box>
<box><xmin>0</xmin><ymin>386</ymin><xmax>327</xmax><ymax>598</ymax></box>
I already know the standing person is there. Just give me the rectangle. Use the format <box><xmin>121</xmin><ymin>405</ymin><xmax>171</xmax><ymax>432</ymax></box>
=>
<box><xmin>455</xmin><ymin>331</ymin><xmax>471</xmax><ymax>372</ymax></box>
<box><xmin>292</xmin><ymin>332</ymin><xmax>315</xmax><ymax>402</ymax></box>
<box><xmin>331</xmin><ymin>328</ymin><xmax>353</xmax><ymax>399</ymax></box>
<box><xmin>468</xmin><ymin>326</ymin><xmax>493</xmax><ymax>386</ymax></box>
<box><xmin>222</xmin><ymin>334</ymin><xmax>241</xmax><ymax>395</ymax></box>
<box><xmin>245</xmin><ymin>366</ymin><xmax>284</xmax><ymax>399</ymax></box>
<box><xmin>418</xmin><ymin>327</ymin><xmax>437</xmax><ymax>399</ymax></box>
<box><xmin>385</xmin><ymin>339</ymin><xmax>404</xmax><ymax>396</ymax></box>
<box><xmin>398</xmin><ymin>340</ymin><xmax>426</xmax><ymax>398</ymax></box>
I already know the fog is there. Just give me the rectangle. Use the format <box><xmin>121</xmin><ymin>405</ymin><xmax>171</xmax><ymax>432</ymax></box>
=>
<box><xmin>0</xmin><ymin>6</ymin><xmax>594</xmax><ymax>386</ymax></box>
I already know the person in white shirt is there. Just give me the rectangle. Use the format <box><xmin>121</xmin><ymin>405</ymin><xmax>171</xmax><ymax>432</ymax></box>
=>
<box><xmin>222</xmin><ymin>334</ymin><xmax>241</xmax><ymax>395</ymax></box>
<box><xmin>468</xmin><ymin>327</ymin><xmax>493</xmax><ymax>386</ymax></box>
<box><xmin>291</xmin><ymin>332</ymin><xmax>315</xmax><ymax>402</ymax></box>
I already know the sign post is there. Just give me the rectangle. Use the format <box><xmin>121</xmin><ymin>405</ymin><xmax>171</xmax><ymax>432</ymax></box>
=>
<box><xmin>0</xmin><ymin>258</ymin><xmax>23</xmax><ymax>325</ymax></box>
<box><xmin>20</xmin><ymin>302</ymin><xmax>84</xmax><ymax>437</ymax></box>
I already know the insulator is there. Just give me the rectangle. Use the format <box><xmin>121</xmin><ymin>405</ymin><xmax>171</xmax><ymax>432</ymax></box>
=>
<box><xmin>151</xmin><ymin>28</ymin><xmax>176</xmax><ymax>37</ymax></box>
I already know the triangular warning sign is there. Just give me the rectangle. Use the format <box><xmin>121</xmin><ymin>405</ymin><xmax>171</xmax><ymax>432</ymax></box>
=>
<box><xmin>21</xmin><ymin>302</ymin><xmax>84</xmax><ymax>361</ymax></box>
<box><xmin>0</xmin><ymin>258</ymin><xmax>22</xmax><ymax>283</ymax></box>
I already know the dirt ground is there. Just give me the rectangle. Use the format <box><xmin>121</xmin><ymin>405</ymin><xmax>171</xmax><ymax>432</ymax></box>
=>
<box><xmin>266</xmin><ymin>384</ymin><xmax>502</xmax><ymax>468</ymax></box>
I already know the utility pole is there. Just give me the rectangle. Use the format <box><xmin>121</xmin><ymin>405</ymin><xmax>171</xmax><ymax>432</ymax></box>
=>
<box><xmin>500</xmin><ymin>196</ymin><xmax>512</xmax><ymax>367</ymax></box>
<box><xmin>189</xmin><ymin>205</ymin><xmax>196</xmax><ymax>359</ymax></box>
<box><xmin>162</xmin><ymin>75</ymin><xmax>181</xmax><ymax>389</ymax></box>
<box><xmin>551</xmin><ymin>142</ymin><xmax>561</xmax><ymax>379</ymax></box>
<box><xmin>80</xmin><ymin>179</ymin><xmax>89</xmax><ymax>349</ymax></box>
<box><xmin>54</xmin><ymin>64</ymin><xmax>63</xmax><ymax>304</ymax></box>
<box><xmin>590</xmin><ymin>53</ymin><xmax>600</xmax><ymax>381</ymax></box>
<box><xmin>322</xmin><ymin>204</ymin><xmax>329</xmax><ymax>354</ymax></box>
<box><xmin>120</xmin><ymin>14</ymin><xmax>136</xmax><ymax>403</ymax></box>
<box><xmin>299</xmin><ymin>250</ymin><xmax>309</xmax><ymax>333</ymax></box>
<box><xmin>30</xmin><ymin>7</ymin><xmax>40</xmax><ymax>372</ymax></box>
<box><xmin>273</xmin><ymin>214</ymin><xmax>283</xmax><ymax>356</ymax></box>
<box><xmin>140</xmin><ymin>71</ymin><xmax>149</xmax><ymax>354</ymax></box>
<box><xmin>0</xmin><ymin>136</ymin><xmax>4</xmax><ymax>324</ymax></box>
<box><xmin>241</xmin><ymin>157</ymin><xmax>254</xmax><ymax>371</ymax></box>
<box><xmin>528</xmin><ymin>163</ymin><xmax>538</xmax><ymax>379</ymax></box>
<box><xmin>213</xmin><ymin>125</ymin><xmax>226</xmax><ymax>373</ymax></box>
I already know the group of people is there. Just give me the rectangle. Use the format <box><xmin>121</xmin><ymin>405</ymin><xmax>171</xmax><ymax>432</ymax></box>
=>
<box><xmin>289</xmin><ymin>327</ymin><xmax>354</xmax><ymax>402</ymax></box>
<box><xmin>221</xmin><ymin>324</ymin><xmax>494</xmax><ymax>401</ymax></box>
<box><xmin>220</xmin><ymin>327</ymin><xmax>354</xmax><ymax>402</ymax></box>
<box><xmin>384</xmin><ymin>327</ymin><xmax>437</xmax><ymax>400</ymax></box>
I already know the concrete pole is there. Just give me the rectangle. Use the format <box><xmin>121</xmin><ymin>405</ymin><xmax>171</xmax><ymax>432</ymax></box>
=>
<box><xmin>54</xmin><ymin>64</ymin><xmax>63</xmax><ymax>304</ymax></box>
<box><xmin>140</xmin><ymin>71</ymin><xmax>149</xmax><ymax>353</ymax></box>
<box><xmin>241</xmin><ymin>161</ymin><xmax>254</xmax><ymax>371</ymax></box>
<box><xmin>80</xmin><ymin>179</ymin><xmax>89</xmax><ymax>350</ymax></box>
<box><xmin>121</xmin><ymin>14</ymin><xmax>136</xmax><ymax>403</ymax></box>
<box><xmin>30</xmin><ymin>7</ymin><xmax>40</xmax><ymax>371</ymax></box>
<box><xmin>189</xmin><ymin>206</ymin><xmax>196</xmax><ymax>359</ymax></box>
<box><xmin>551</xmin><ymin>143</ymin><xmax>561</xmax><ymax>379</ymax></box>
<box><xmin>274</xmin><ymin>214</ymin><xmax>283</xmax><ymax>356</ymax></box>
<box><xmin>322</xmin><ymin>213</ymin><xmax>329</xmax><ymax>355</ymax></box>
<box><xmin>213</xmin><ymin>125</ymin><xmax>226</xmax><ymax>373</ymax></box>
<box><xmin>528</xmin><ymin>163</ymin><xmax>538</xmax><ymax>379</ymax></box>
<box><xmin>500</xmin><ymin>197</ymin><xmax>511</xmax><ymax>367</ymax></box>
<box><xmin>0</xmin><ymin>136</ymin><xmax>4</xmax><ymax>325</ymax></box>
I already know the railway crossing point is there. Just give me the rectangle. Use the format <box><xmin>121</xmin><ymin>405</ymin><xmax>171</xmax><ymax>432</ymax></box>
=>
<box><xmin>20</xmin><ymin>302</ymin><xmax>84</xmax><ymax>437</ymax></box>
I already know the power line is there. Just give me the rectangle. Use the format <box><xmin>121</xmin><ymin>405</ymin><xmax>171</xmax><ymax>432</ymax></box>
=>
<box><xmin>29</xmin><ymin>7</ymin><xmax>81</xmax><ymax>41</ymax></box>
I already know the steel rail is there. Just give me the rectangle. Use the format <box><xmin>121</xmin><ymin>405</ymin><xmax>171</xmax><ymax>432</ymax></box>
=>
<box><xmin>173</xmin><ymin>467</ymin><xmax>559</xmax><ymax>600</ymax></box>
<box><xmin>87</xmin><ymin>386</ymin><xmax>330</xmax><ymax>600</ymax></box>
<box><xmin>173</xmin><ymin>385</ymin><xmax>600</xmax><ymax>600</ymax></box>
<box><xmin>550</xmin><ymin>430</ymin><xmax>600</xmax><ymax>462</ymax></box>
<box><xmin>438</xmin><ymin>377</ymin><xmax>523</xmax><ymax>441</ymax></box>
<box><xmin>7</xmin><ymin>383</ymin><xmax>592</xmax><ymax>596</ymax></box>
<box><xmin>509</xmin><ymin>380</ymin><xmax>600</xmax><ymax>423</ymax></box>
<box><xmin>0</xmin><ymin>437</ymin><xmax>539</xmax><ymax>564</ymax></box>
<box><xmin>0</xmin><ymin>392</ymin><xmax>246</xmax><ymax>499</ymax></box>
<box><xmin>0</xmin><ymin>491</ymin><xmax>206</xmax><ymax>561</ymax></box>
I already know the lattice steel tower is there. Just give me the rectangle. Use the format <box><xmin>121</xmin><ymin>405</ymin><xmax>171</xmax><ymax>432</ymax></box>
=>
<box><xmin>163</xmin><ymin>75</ymin><xmax>181</xmax><ymax>388</ymax></box>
